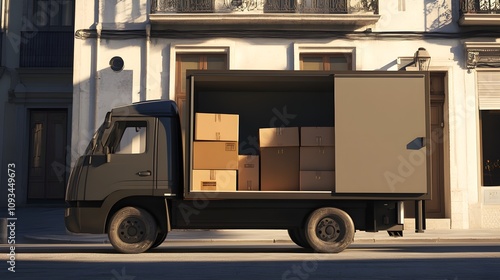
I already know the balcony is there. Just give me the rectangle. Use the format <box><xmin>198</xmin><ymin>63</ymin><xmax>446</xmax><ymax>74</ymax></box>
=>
<box><xmin>150</xmin><ymin>0</ymin><xmax>380</xmax><ymax>31</ymax></box>
<box><xmin>459</xmin><ymin>0</ymin><xmax>500</xmax><ymax>26</ymax></box>
<box><xmin>20</xmin><ymin>31</ymin><xmax>74</xmax><ymax>68</ymax></box>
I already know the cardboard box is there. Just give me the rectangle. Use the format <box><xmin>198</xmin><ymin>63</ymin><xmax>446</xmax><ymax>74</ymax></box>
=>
<box><xmin>260</xmin><ymin>147</ymin><xmax>299</xmax><ymax>191</ymax></box>
<box><xmin>300</xmin><ymin>147</ymin><xmax>335</xmax><ymax>171</ymax></box>
<box><xmin>195</xmin><ymin>113</ymin><xmax>239</xmax><ymax>141</ymax></box>
<box><xmin>259</xmin><ymin>127</ymin><xmax>299</xmax><ymax>147</ymax></box>
<box><xmin>300</xmin><ymin>171</ymin><xmax>335</xmax><ymax>191</ymax></box>
<box><xmin>193</xmin><ymin>141</ymin><xmax>238</xmax><ymax>170</ymax></box>
<box><xmin>301</xmin><ymin>127</ymin><xmax>335</xmax><ymax>147</ymax></box>
<box><xmin>238</xmin><ymin>155</ymin><xmax>260</xmax><ymax>191</ymax></box>
<box><xmin>192</xmin><ymin>170</ymin><xmax>237</xmax><ymax>191</ymax></box>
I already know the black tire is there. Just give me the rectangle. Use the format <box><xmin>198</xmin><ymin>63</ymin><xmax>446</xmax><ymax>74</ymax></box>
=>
<box><xmin>108</xmin><ymin>207</ymin><xmax>158</xmax><ymax>254</ymax></box>
<box><xmin>288</xmin><ymin>228</ymin><xmax>312</xmax><ymax>249</ymax></box>
<box><xmin>150</xmin><ymin>232</ymin><xmax>168</xmax><ymax>249</ymax></box>
<box><xmin>304</xmin><ymin>207</ymin><xmax>355</xmax><ymax>253</ymax></box>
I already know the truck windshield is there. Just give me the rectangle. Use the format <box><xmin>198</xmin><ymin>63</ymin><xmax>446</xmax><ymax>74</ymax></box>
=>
<box><xmin>84</xmin><ymin>123</ymin><xmax>105</xmax><ymax>155</ymax></box>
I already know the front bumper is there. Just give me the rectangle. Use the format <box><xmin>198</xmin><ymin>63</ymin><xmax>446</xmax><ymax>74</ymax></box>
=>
<box><xmin>65</xmin><ymin>206</ymin><xmax>107</xmax><ymax>234</ymax></box>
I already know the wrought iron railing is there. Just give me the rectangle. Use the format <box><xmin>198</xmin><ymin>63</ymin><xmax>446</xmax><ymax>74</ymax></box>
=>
<box><xmin>153</xmin><ymin>0</ymin><xmax>215</xmax><ymax>12</ymax></box>
<box><xmin>265</xmin><ymin>0</ymin><xmax>348</xmax><ymax>13</ymax></box>
<box><xmin>20</xmin><ymin>31</ymin><xmax>74</xmax><ymax>68</ymax></box>
<box><xmin>151</xmin><ymin>0</ymin><xmax>377</xmax><ymax>14</ymax></box>
<box><xmin>461</xmin><ymin>0</ymin><xmax>500</xmax><ymax>14</ymax></box>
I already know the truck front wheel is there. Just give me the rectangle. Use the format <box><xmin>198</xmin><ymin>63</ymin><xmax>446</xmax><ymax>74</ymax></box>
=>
<box><xmin>108</xmin><ymin>207</ymin><xmax>158</xmax><ymax>254</ymax></box>
<box><xmin>304</xmin><ymin>207</ymin><xmax>355</xmax><ymax>253</ymax></box>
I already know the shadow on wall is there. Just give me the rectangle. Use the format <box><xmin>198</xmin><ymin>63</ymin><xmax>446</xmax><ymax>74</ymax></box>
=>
<box><xmin>101</xmin><ymin>0</ymin><xmax>146</xmax><ymax>24</ymax></box>
<box><xmin>424</xmin><ymin>0</ymin><xmax>458</xmax><ymax>32</ymax></box>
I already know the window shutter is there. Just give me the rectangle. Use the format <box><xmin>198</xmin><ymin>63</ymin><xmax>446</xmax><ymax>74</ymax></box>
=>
<box><xmin>478</xmin><ymin>71</ymin><xmax>500</xmax><ymax>110</ymax></box>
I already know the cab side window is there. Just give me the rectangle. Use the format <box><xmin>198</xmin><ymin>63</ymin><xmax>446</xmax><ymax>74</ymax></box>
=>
<box><xmin>106</xmin><ymin>121</ymin><xmax>147</xmax><ymax>154</ymax></box>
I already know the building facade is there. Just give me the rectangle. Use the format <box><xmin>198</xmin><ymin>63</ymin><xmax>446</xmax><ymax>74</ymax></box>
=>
<box><xmin>2</xmin><ymin>0</ymin><xmax>500</xmax><ymax>229</ymax></box>
<box><xmin>1</xmin><ymin>0</ymin><xmax>74</xmax><ymax>206</ymax></box>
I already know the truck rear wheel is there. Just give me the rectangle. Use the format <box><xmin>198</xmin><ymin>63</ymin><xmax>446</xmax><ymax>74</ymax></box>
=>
<box><xmin>304</xmin><ymin>207</ymin><xmax>355</xmax><ymax>253</ymax></box>
<box><xmin>108</xmin><ymin>207</ymin><xmax>158</xmax><ymax>254</ymax></box>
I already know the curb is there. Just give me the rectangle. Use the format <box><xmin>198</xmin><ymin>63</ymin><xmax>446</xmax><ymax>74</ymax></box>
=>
<box><xmin>353</xmin><ymin>237</ymin><xmax>500</xmax><ymax>243</ymax></box>
<box><xmin>20</xmin><ymin>234</ymin><xmax>500</xmax><ymax>245</ymax></box>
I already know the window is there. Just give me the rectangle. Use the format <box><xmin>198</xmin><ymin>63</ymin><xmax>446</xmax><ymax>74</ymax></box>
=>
<box><xmin>482</xmin><ymin>111</ymin><xmax>500</xmax><ymax>186</ymax></box>
<box><xmin>478</xmin><ymin>71</ymin><xmax>500</xmax><ymax>186</ymax></box>
<box><xmin>27</xmin><ymin>0</ymin><xmax>74</xmax><ymax>30</ymax></box>
<box><xmin>300</xmin><ymin>53</ymin><xmax>352</xmax><ymax>70</ymax></box>
<box><xmin>107</xmin><ymin>121</ymin><xmax>148</xmax><ymax>155</ymax></box>
<box><xmin>175</xmin><ymin>53</ymin><xmax>228</xmax><ymax>114</ymax></box>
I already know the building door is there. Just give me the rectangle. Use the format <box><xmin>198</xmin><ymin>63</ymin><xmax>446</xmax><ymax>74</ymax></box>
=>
<box><xmin>28</xmin><ymin>110</ymin><xmax>68</xmax><ymax>200</ymax></box>
<box><xmin>405</xmin><ymin>72</ymin><xmax>446</xmax><ymax>218</ymax></box>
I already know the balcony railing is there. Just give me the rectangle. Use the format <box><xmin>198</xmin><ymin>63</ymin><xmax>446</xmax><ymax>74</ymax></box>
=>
<box><xmin>265</xmin><ymin>0</ymin><xmax>348</xmax><ymax>13</ymax></box>
<box><xmin>151</xmin><ymin>0</ymin><xmax>377</xmax><ymax>14</ymax></box>
<box><xmin>20</xmin><ymin>31</ymin><xmax>74</xmax><ymax>68</ymax></box>
<box><xmin>461</xmin><ymin>0</ymin><xmax>500</xmax><ymax>14</ymax></box>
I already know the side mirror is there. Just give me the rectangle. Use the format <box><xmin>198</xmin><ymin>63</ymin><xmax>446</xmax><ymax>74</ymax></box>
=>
<box><xmin>105</xmin><ymin>112</ymin><xmax>112</xmax><ymax>129</ymax></box>
<box><xmin>91</xmin><ymin>137</ymin><xmax>97</xmax><ymax>151</ymax></box>
<box><xmin>104</xmin><ymin>146</ymin><xmax>111</xmax><ymax>163</ymax></box>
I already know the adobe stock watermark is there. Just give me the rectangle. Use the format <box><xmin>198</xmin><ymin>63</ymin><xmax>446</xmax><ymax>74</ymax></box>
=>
<box><xmin>280</xmin><ymin>252</ymin><xmax>334</xmax><ymax>280</ymax></box>
<box><xmin>281</xmin><ymin>259</ymin><xmax>319</xmax><ymax>280</ymax></box>
<box><xmin>111</xmin><ymin>267</ymin><xmax>136</xmax><ymax>280</ymax></box>
<box><xmin>6</xmin><ymin>163</ymin><xmax>17</xmax><ymax>273</ymax></box>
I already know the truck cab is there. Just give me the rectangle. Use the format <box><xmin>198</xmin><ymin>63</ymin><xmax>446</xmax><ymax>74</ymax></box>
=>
<box><xmin>65</xmin><ymin>101</ymin><xmax>182</xmax><ymax>242</ymax></box>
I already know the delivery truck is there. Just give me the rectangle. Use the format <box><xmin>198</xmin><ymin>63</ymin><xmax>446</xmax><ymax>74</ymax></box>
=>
<box><xmin>65</xmin><ymin>70</ymin><xmax>431</xmax><ymax>254</ymax></box>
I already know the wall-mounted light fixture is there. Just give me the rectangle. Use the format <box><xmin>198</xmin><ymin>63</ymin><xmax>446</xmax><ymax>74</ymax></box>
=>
<box><xmin>414</xmin><ymin>47</ymin><xmax>431</xmax><ymax>71</ymax></box>
<box><xmin>109</xmin><ymin>56</ymin><xmax>124</xmax><ymax>72</ymax></box>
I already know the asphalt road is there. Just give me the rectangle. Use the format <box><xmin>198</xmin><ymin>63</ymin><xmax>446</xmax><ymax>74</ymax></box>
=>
<box><xmin>2</xmin><ymin>241</ymin><xmax>500</xmax><ymax>280</ymax></box>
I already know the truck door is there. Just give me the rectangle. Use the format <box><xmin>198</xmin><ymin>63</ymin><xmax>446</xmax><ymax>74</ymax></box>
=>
<box><xmin>84</xmin><ymin>118</ymin><xmax>155</xmax><ymax>200</ymax></box>
<box><xmin>334</xmin><ymin>73</ymin><xmax>430</xmax><ymax>194</ymax></box>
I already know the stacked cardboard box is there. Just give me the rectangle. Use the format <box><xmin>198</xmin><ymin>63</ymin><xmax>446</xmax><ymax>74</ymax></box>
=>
<box><xmin>238</xmin><ymin>155</ymin><xmax>259</xmax><ymax>191</ymax></box>
<box><xmin>192</xmin><ymin>113</ymin><xmax>239</xmax><ymax>191</ymax></box>
<box><xmin>259</xmin><ymin>127</ymin><xmax>300</xmax><ymax>191</ymax></box>
<box><xmin>300</xmin><ymin>127</ymin><xmax>335</xmax><ymax>191</ymax></box>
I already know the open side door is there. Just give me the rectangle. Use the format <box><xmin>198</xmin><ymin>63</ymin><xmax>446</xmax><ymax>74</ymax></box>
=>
<box><xmin>334</xmin><ymin>73</ymin><xmax>430</xmax><ymax>194</ymax></box>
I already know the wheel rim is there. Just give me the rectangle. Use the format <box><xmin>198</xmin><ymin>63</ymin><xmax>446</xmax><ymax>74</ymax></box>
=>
<box><xmin>316</xmin><ymin>217</ymin><xmax>341</xmax><ymax>242</ymax></box>
<box><xmin>118</xmin><ymin>217</ymin><xmax>146</xmax><ymax>243</ymax></box>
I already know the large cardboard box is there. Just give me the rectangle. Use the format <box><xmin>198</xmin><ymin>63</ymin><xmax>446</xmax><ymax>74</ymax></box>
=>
<box><xmin>195</xmin><ymin>113</ymin><xmax>239</xmax><ymax>141</ymax></box>
<box><xmin>260</xmin><ymin>147</ymin><xmax>299</xmax><ymax>191</ymax></box>
<box><xmin>300</xmin><ymin>147</ymin><xmax>335</xmax><ymax>171</ymax></box>
<box><xmin>300</xmin><ymin>171</ymin><xmax>335</xmax><ymax>191</ymax></box>
<box><xmin>301</xmin><ymin>127</ymin><xmax>335</xmax><ymax>147</ymax></box>
<box><xmin>193</xmin><ymin>141</ymin><xmax>238</xmax><ymax>170</ymax></box>
<box><xmin>238</xmin><ymin>155</ymin><xmax>260</xmax><ymax>191</ymax></box>
<box><xmin>259</xmin><ymin>127</ymin><xmax>299</xmax><ymax>147</ymax></box>
<box><xmin>192</xmin><ymin>170</ymin><xmax>237</xmax><ymax>191</ymax></box>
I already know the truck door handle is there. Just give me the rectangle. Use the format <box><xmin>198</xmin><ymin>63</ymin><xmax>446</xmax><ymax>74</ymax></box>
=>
<box><xmin>137</xmin><ymin>170</ymin><xmax>152</xmax><ymax>177</ymax></box>
<box><xmin>406</xmin><ymin>137</ymin><xmax>425</xmax><ymax>150</ymax></box>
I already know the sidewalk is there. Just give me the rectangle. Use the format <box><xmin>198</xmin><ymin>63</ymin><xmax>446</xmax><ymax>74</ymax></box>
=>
<box><xmin>2</xmin><ymin>207</ymin><xmax>500</xmax><ymax>244</ymax></box>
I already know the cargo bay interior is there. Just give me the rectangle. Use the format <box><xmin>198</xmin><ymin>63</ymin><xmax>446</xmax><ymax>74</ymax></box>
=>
<box><xmin>189</xmin><ymin>73</ymin><xmax>335</xmax><ymax>193</ymax></box>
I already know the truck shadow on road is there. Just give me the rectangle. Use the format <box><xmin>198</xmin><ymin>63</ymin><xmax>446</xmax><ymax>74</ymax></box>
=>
<box><xmin>9</xmin><ymin>243</ymin><xmax>500</xmax><ymax>254</ymax></box>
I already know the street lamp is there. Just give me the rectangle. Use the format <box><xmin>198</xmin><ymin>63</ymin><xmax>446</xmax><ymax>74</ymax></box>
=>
<box><xmin>414</xmin><ymin>47</ymin><xmax>431</xmax><ymax>71</ymax></box>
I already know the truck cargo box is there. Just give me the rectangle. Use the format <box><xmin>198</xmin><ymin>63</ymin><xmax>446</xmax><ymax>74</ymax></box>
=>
<box><xmin>185</xmin><ymin>70</ymin><xmax>430</xmax><ymax>201</ymax></box>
